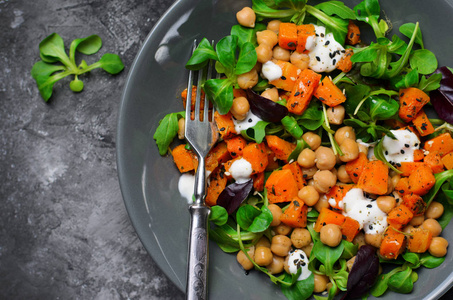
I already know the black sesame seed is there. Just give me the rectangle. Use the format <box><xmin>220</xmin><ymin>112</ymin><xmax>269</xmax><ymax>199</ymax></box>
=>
<box><xmin>405</xmin><ymin>144</ymin><xmax>410</xmax><ymax>148</ymax></box>
<box><xmin>366</xmin><ymin>204</ymin><xmax>372</xmax><ymax>208</ymax></box>
<box><xmin>248</xmin><ymin>118</ymin><xmax>253</xmax><ymax>123</ymax></box>
<box><xmin>333</xmin><ymin>59</ymin><xmax>336</xmax><ymax>65</ymax></box>
<box><xmin>401</xmin><ymin>149</ymin><xmax>405</xmax><ymax>154</ymax></box>
<box><xmin>325</xmin><ymin>40</ymin><xmax>330</xmax><ymax>46</ymax></box>
<box><xmin>316</xmin><ymin>56</ymin><xmax>321</xmax><ymax>62</ymax></box>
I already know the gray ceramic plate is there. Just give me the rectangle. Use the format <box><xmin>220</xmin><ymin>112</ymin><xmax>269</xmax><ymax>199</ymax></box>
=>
<box><xmin>117</xmin><ymin>0</ymin><xmax>453</xmax><ymax>298</ymax></box>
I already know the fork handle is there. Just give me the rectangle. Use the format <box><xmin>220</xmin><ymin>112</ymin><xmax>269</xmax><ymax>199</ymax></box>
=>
<box><xmin>186</xmin><ymin>204</ymin><xmax>210</xmax><ymax>300</ymax></box>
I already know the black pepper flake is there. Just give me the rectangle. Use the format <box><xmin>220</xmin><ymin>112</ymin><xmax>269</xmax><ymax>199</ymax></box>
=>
<box><xmin>416</xmin><ymin>98</ymin><xmax>422</xmax><ymax>102</ymax></box>
<box><xmin>219</xmin><ymin>127</ymin><xmax>225</xmax><ymax>131</ymax></box>
<box><xmin>294</xmin><ymin>91</ymin><xmax>300</xmax><ymax>97</ymax></box>
<box><xmin>319</xmin><ymin>96</ymin><xmax>325</xmax><ymax>102</ymax></box>
<box><xmin>350</xmin><ymin>32</ymin><xmax>354</xmax><ymax>38</ymax></box>
<box><xmin>403</xmin><ymin>101</ymin><xmax>407</xmax><ymax>106</ymax></box>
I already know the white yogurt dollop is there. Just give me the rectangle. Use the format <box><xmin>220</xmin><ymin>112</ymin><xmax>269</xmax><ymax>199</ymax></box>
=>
<box><xmin>178</xmin><ymin>173</ymin><xmax>195</xmax><ymax>204</ymax></box>
<box><xmin>341</xmin><ymin>188</ymin><xmax>388</xmax><ymax>234</ymax></box>
<box><xmin>229</xmin><ymin>158</ymin><xmax>253</xmax><ymax>184</ymax></box>
<box><xmin>308</xmin><ymin>25</ymin><xmax>345</xmax><ymax>73</ymax></box>
<box><xmin>382</xmin><ymin>129</ymin><xmax>420</xmax><ymax>165</ymax></box>
<box><xmin>262</xmin><ymin>60</ymin><xmax>283</xmax><ymax>81</ymax></box>
<box><xmin>286</xmin><ymin>249</ymin><xmax>312</xmax><ymax>281</ymax></box>
<box><xmin>233</xmin><ymin>110</ymin><xmax>262</xmax><ymax>133</ymax></box>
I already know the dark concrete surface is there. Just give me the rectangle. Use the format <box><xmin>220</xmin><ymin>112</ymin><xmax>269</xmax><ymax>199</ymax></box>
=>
<box><xmin>0</xmin><ymin>0</ymin><xmax>453</xmax><ymax>299</ymax></box>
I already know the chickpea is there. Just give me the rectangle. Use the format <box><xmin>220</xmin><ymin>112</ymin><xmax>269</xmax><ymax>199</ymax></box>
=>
<box><xmin>337</xmin><ymin>165</ymin><xmax>352</xmax><ymax>183</ymax></box>
<box><xmin>330</xmin><ymin>167</ymin><xmax>338</xmax><ymax>179</ymax></box>
<box><xmin>315</xmin><ymin>146</ymin><xmax>337</xmax><ymax>170</ymax></box>
<box><xmin>230</xmin><ymin>97</ymin><xmax>250</xmax><ymax>120</ymax></box>
<box><xmin>346</xmin><ymin>256</ymin><xmax>356</xmax><ymax>272</ymax></box>
<box><xmin>307</xmin><ymin>179</ymin><xmax>315</xmax><ymax>187</ymax></box>
<box><xmin>236</xmin><ymin>7</ymin><xmax>256</xmax><ymax>28</ymax></box>
<box><xmin>429</xmin><ymin>237</ymin><xmax>448</xmax><ymax>257</ymax></box>
<box><xmin>271</xmin><ymin>235</ymin><xmax>292</xmax><ymax>256</ymax></box>
<box><xmin>237</xmin><ymin>69</ymin><xmax>258</xmax><ymax>89</ymax></box>
<box><xmin>421</xmin><ymin>218</ymin><xmax>442</xmax><ymax>237</ymax></box>
<box><xmin>297</xmin><ymin>148</ymin><xmax>316</xmax><ymax>168</ymax></box>
<box><xmin>314</xmin><ymin>274</ymin><xmax>329</xmax><ymax>293</ymax></box>
<box><xmin>267</xmin><ymin>255</ymin><xmax>285</xmax><ymax>274</ymax></box>
<box><xmin>261</xmin><ymin>87</ymin><xmax>279</xmax><ymax>102</ymax></box>
<box><xmin>267</xmin><ymin>20</ymin><xmax>281</xmax><ymax>34</ymax></box>
<box><xmin>298</xmin><ymin>186</ymin><xmax>320</xmax><ymax>206</ymax></box>
<box><xmin>365</xmin><ymin>233</ymin><xmax>383</xmax><ymax>248</ymax></box>
<box><xmin>301</xmin><ymin>243</ymin><xmax>314</xmax><ymax>258</ymax></box>
<box><xmin>255</xmin><ymin>44</ymin><xmax>273</xmax><ymax>63</ymax></box>
<box><xmin>409</xmin><ymin>215</ymin><xmax>425</xmax><ymax>226</ymax></box>
<box><xmin>313</xmin><ymin>170</ymin><xmax>336</xmax><ymax>194</ymax></box>
<box><xmin>301</xmin><ymin>166</ymin><xmax>318</xmax><ymax>180</ymax></box>
<box><xmin>376</xmin><ymin>196</ymin><xmax>396</xmax><ymax>214</ymax></box>
<box><xmin>353</xmin><ymin>232</ymin><xmax>366</xmax><ymax>248</ymax></box>
<box><xmin>256</xmin><ymin>30</ymin><xmax>278</xmax><ymax>47</ymax></box>
<box><xmin>334</xmin><ymin>126</ymin><xmax>356</xmax><ymax>145</ymax></box>
<box><xmin>339</xmin><ymin>138</ymin><xmax>359</xmax><ymax>162</ymax></box>
<box><xmin>290</xmin><ymin>51</ymin><xmax>309</xmax><ymax>70</ymax></box>
<box><xmin>326</xmin><ymin>105</ymin><xmax>345</xmax><ymax>125</ymax></box>
<box><xmin>272</xmin><ymin>46</ymin><xmax>291</xmax><ymax>61</ymax></box>
<box><xmin>256</xmin><ymin>236</ymin><xmax>271</xmax><ymax>248</ymax></box>
<box><xmin>291</xmin><ymin>228</ymin><xmax>312</xmax><ymax>248</ymax></box>
<box><xmin>314</xmin><ymin>195</ymin><xmax>330</xmax><ymax>212</ymax></box>
<box><xmin>425</xmin><ymin>201</ymin><xmax>444</xmax><ymax>219</ymax></box>
<box><xmin>274</xmin><ymin>222</ymin><xmax>292</xmax><ymax>236</ymax></box>
<box><xmin>320</xmin><ymin>224</ymin><xmax>342</xmax><ymax>247</ymax></box>
<box><xmin>391</xmin><ymin>175</ymin><xmax>401</xmax><ymax>191</ymax></box>
<box><xmin>302</xmin><ymin>132</ymin><xmax>322</xmax><ymax>151</ymax></box>
<box><xmin>255</xmin><ymin>246</ymin><xmax>273</xmax><ymax>266</ymax></box>
<box><xmin>357</xmin><ymin>142</ymin><xmax>368</xmax><ymax>154</ymax></box>
<box><xmin>402</xmin><ymin>225</ymin><xmax>415</xmax><ymax>234</ymax></box>
<box><xmin>237</xmin><ymin>246</ymin><xmax>255</xmax><ymax>270</ymax></box>
<box><xmin>177</xmin><ymin>117</ymin><xmax>185</xmax><ymax>139</ymax></box>
<box><xmin>268</xmin><ymin>204</ymin><xmax>283</xmax><ymax>227</ymax></box>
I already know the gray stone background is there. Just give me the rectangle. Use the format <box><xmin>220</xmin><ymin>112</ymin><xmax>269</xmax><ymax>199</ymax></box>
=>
<box><xmin>0</xmin><ymin>0</ymin><xmax>452</xmax><ymax>299</ymax></box>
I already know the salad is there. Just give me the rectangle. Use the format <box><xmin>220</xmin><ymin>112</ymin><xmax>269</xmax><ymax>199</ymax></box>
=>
<box><xmin>153</xmin><ymin>0</ymin><xmax>453</xmax><ymax>299</ymax></box>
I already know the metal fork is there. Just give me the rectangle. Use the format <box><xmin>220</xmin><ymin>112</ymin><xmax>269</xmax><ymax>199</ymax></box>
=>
<box><xmin>184</xmin><ymin>40</ymin><xmax>218</xmax><ymax>300</ymax></box>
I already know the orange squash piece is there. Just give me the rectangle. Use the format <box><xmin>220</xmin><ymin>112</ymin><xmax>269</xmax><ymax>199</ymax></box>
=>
<box><xmin>206</xmin><ymin>168</ymin><xmax>228</xmax><ymax>206</ymax></box>
<box><xmin>380</xmin><ymin>227</ymin><xmax>406</xmax><ymax>259</ymax></box>
<box><xmin>407</xmin><ymin>228</ymin><xmax>433</xmax><ymax>253</ymax></box>
<box><xmin>401</xmin><ymin>193</ymin><xmax>426</xmax><ymax>217</ymax></box>
<box><xmin>336</xmin><ymin>48</ymin><xmax>354</xmax><ymax>73</ymax></box>
<box><xmin>423</xmin><ymin>132</ymin><xmax>453</xmax><ymax>157</ymax></box>
<box><xmin>252</xmin><ymin>172</ymin><xmax>265</xmax><ymax>192</ymax></box>
<box><xmin>181</xmin><ymin>85</ymin><xmax>206</xmax><ymax>110</ymax></box>
<box><xmin>412</xmin><ymin>109</ymin><xmax>434</xmax><ymax>136</ymax></box>
<box><xmin>314</xmin><ymin>207</ymin><xmax>346</xmax><ymax>232</ymax></box>
<box><xmin>346</xmin><ymin>20</ymin><xmax>361</xmax><ymax>45</ymax></box>
<box><xmin>387</xmin><ymin>205</ymin><xmax>414</xmax><ymax>229</ymax></box>
<box><xmin>282</xmin><ymin>162</ymin><xmax>306</xmax><ymax>189</ymax></box>
<box><xmin>269</xmin><ymin>60</ymin><xmax>300</xmax><ymax>92</ymax></box>
<box><xmin>214</xmin><ymin>111</ymin><xmax>237</xmax><ymax>139</ymax></box>
<box><xmin>266</xmin><ymin>169</ymin><xmax>299</xmax><ymax>204</ymax></box>
<box><xmin>225</xmin><ymin>135</ymin><xmax>247</xmax><ymax>159</ymax></box>
<box><xmin>280</xmin><ymin>198</ymin><xmax>308</xmax><ymax>228</ymax></box>
<box><xmin>314</xmin><ymin>76</ymin><xmax>347</xmax><ymax>107</ymax></box>
<box><xmin>345</xmin><ymin>152</ymin><xmax>369</xmax><ymax>184</ymax></box>
<box><xmin>341</xmin><ymin>217</ymin><xmax>361</xmax><ymax>242</ymax></box>
<box><xmin>296</xmin><ymin>24</ymin><xmax>316</xmax><ymax>53</ymax></box>
<box><xmin>442</xmin><ymin>152</ymin><xmax>453</xmax><ymax>170</ymax></box>
<box><xmin>413</xmin><ymin>149</ymin><xmax>425</xmax><ymax>162</ymax></box>
<box><xmin>278</xmin><ymin>22</ymin><xmax>298</xmax><ymax>50</ymax></box>
<box><xmin>357</xmin><ymin>160</ymin><xmax>389</xmax><ymax>195</ymax></box>
<box><xmin>265</xmin><ymin>135</ymin><xmax>296</xmax><ymax>163</ymax></box>
<box><xmin>206</xmin><ymin>141</ymin><xmax>231</xmax><ymax>173</ymax></box>
<box><xmin>407</xmin><ymin>164</ymin><xmax>435</xmax><ymax>196</ymax></box>
<box><xmin>286</xmin><ymin>68</ymin><xmax>322</xmax><ymax>115</ymax></box>
<box><xmin>242</xmin><ymin>142</ymin><xmax>269</xmax><ymax>174</ymax></box>
<box><xmin>325</xmin><ymin>184</ymin><xmax>354</xmax><ymax>210</ymax></box>
<box><xmin>398</xmin><ymin>87</ymin><xmax>430</xmax><ymax>122</ymax></box>
<box><xmin>397</xmin><ymin>162</ymin><xmax>427</xmax><ymax>177</ymax></box>
<box><xmin>395</xmin><ymin>177</ymin><xmax>410</xmax><ymax>197</ymax></box>
<box><xmin>424</xmin><ymin>152</ymin><xmax>445</xmax><ymax>174</ymax></box>
<box><xmin>172</xmin><ymin>144</ymin><xmax>196</xmax><ymax>173</ymax></box>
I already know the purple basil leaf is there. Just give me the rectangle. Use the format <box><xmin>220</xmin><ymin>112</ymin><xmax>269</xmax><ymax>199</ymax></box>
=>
<box><xmin>431</xmin><ymin>66</ymin><xmax>453</xmax><ymax>124</ymax></box>
<box><xmin>246</xmin><ymin>89</ymin><xmax>288</xmax><ymax>122</ymax></box>
<box><xmin>344</xmin><ymin>245</ymin><xmax>379</xmax><ymax>299</ymax></box>
<box><xmin>216</xmin><ymin>179</ymin><xmax>253</xmax><ymax>214</ymax></box>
